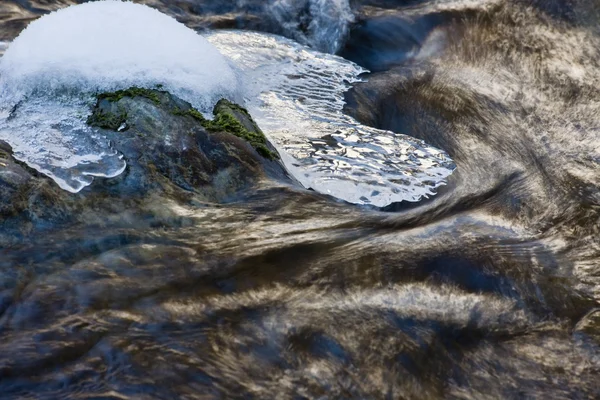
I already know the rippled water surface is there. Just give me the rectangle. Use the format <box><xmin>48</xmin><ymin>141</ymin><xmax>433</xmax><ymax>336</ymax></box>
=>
<box><xmin>1</xmin><ymin>0</ymin><xmax>600</xmax><ymax>398</ymax></box>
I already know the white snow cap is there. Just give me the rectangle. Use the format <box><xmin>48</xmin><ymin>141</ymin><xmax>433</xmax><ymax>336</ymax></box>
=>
<box><xmin>0</xmin><ymin>0</ymin><xmax>239</xmax><ymax>111</ymax></box>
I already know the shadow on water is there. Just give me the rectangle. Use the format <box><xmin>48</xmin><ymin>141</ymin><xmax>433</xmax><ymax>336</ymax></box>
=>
<box><xmin>1</xmin><ymin>0</ymin><xmax>600</xmax><ymax>398</ymax></box>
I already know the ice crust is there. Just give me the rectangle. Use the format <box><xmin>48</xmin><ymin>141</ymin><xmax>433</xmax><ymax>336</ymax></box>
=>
<box><xmin>0</xmin><ymin>0</ymin><xmax>238</xmax><ymax>112</ymax></box>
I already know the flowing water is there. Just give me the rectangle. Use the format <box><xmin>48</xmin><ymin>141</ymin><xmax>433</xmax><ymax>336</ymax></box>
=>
<box><xmin>1</xmin><ymin>0</ymin><xmax>600</xmax><ymax>398</ymax></box>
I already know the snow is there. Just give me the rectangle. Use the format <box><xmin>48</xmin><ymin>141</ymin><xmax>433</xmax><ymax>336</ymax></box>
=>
<box><xmin>0</xmin><ymin>0</ymin><xmax>239</xmax><ymax>113</ymax></box>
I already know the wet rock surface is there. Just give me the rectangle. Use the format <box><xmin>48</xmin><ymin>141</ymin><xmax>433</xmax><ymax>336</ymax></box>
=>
<box><xmin>87</xmin><ymin>88</ymin><xmax>286</xmax><ymax>198</ymax></box>
<box><xmin>0</xmin><ymin>89</ymin><xmax>289</xmax><ymax>239</ymax></box>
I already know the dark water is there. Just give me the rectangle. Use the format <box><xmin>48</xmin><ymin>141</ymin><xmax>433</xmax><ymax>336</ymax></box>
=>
<box><xmin>1</xmin><ymin>0</ymin><xmax>600</xmax><ymax>398</ymax></box>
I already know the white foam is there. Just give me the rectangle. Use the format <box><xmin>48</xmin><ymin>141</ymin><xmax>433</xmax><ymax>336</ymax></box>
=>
<box><xmin>208</xmin><ymin>31</ymin><xmax>456</xmax><ymax>207</ymax></box>
<box><xmin>0</xmin><ymin>0</ymin><xmax>239</xmax><ymax>112</ymax></box>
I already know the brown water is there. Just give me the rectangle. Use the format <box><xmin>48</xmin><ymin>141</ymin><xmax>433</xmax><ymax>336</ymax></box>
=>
<box><xmin>0</xmin><ymin>0</ymin><xmax>599</xmax><ymax>398</ymax></box>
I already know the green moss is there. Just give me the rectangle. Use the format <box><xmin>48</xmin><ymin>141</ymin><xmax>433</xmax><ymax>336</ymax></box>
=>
<box><xmin>88</xmin><ymin>86</ymin><xmax>163</xmax><ymax>131</ymax></box>
<box><xmin>214</xmin><ymin>99</ymin><xmax>254</xmax><ymax>120</ymax></box>
<box><xmin>171</xmin><ymin>99</ymin><xmax>278</xmax><ymax>160</ymax></box>
<box><xmin>97</xmin><ymin>86</ymin><xmax>161</xmax><ymax>105</ymax></box>
<box><xmin>89</xmin><ymin>86</ymin><xmax>278</xmax><ymax>160</ymax></box>
<box><xmin>212</xmin><ymin>100</ymin><xmax>278</xmax><ymax>160</ymax></box>
<box><xmin>86</xmin><ymin>107</ymin><xmax>127</xmax><ymax>131</ymax></box>
<box><xmin>171</xmin><ymin>108</ymin><xmax>207</xmax><ymax>123</ymax></box>
<box><xmin>187</xmin><ymin>109</ymin><xmax>208</xmax><ymax>123</ymax></box>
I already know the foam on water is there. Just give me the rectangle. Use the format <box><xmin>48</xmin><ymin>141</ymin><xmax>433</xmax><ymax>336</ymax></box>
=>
<box><xmin>208</xmin><ymin>31</ymin><xmax>455</xmax><ymax>206</ymax></box>
<box><xmin>0</xmin><ymin>0</ymin><xmax>238</xmax><ymax>192</ymax></box>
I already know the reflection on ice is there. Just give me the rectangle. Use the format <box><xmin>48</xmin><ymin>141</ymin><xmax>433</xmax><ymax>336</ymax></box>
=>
<box><xmin>209</xmin><ymin>31</ymin><xmax>456</xmax><ymax>206</ymax></box>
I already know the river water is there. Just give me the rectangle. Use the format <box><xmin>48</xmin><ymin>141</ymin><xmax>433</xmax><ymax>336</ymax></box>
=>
<box><xmin>1</xmin><ymin>0</ymin><xmax>600</xmax><ymax>398</ymax></box>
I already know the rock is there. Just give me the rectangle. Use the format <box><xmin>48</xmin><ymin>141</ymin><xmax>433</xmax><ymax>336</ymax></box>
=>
<box><xmin>0</xmin><ymin>141</ymin><xmax>32</xmax><ymax>194</ymax></box>
<box><xmin>211</xmin><ymin>99</ymin><xmax>279</xmax><ymax>161</ymax></box>
<box><xmin>0</xmin><ymin>140</ymin><xmax>75</xmax><ymax>239</ymax></box>
<box><xmin>0</xmin><ymin>88</ymin><xmax>290</xmax><ymax>237</ymax></box>
<box><xmin>87</xmin><ymin>87</ymin><xmax>285</xmax><ymax>199</ymax></box>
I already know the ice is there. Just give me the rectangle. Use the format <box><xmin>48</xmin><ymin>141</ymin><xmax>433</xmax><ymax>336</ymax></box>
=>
<box><xmin>0</xmin><ymin>98</ymin><xmax>127</xmax><ymax>192</ymax></box>
<box><xmin>208</xmin><ymin>31</ymin><xmax>456</xmax><ymax>207</ymax></box>
<box><xmin>0</xmin><ymin>1</ymin><xmax>239</xmax><ymax>193</ymax></box>
<box><xmin>0</xmin><ymin>0</ymin><xmax>238</xmax><ymax>113</ymax></box>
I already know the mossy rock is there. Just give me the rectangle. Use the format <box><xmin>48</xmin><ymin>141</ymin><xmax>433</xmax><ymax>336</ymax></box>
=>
<box><xmin>86</xmin><ymin>106</ymin><xmax>127</xmax><ymax>131</ymax></box>
<box><xmin>87</xmin><ymin>87</ymin><xmax>279</xmax><ymax>160</ymax></box>
<box><xmin>209</xmin><ymin>99</ymin><xmax>278</xmax><ymax>160</ymax></box>
<box><xmin>84</xmin><ymin>87</ymin><xmax>289</xmax><ymax>203</ymax></box>
<box><xmin>87</xmin><ymin>87</ymin><xmax>167</xmax><ymax>131</ymax></box>
<box><xmin>170</xmin><ymin>99</ymin><xmax>278</xmax><ymax>160</ymax></box>
<box><xmin>97</xmin><ymin>86</ymin><xmax>161</xmax><ymax>105</ymax></box>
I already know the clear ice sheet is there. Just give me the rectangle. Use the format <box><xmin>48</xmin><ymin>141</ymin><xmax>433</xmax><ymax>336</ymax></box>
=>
<box><xmin>208</xmin><ymin>31</ymin><xmax>456</xmax><ymax>206</ymax></box>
